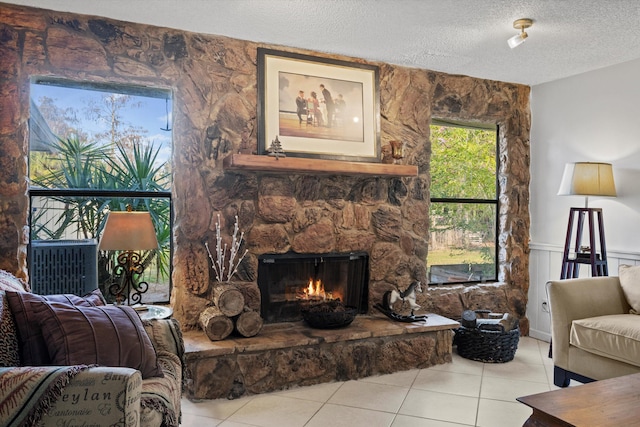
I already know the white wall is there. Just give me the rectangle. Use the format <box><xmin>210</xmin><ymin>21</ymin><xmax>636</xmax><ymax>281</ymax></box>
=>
<box><xmin>528</xmin><ymin>58</ymin><xmax>640</xmax><ymax>340</ymax></box>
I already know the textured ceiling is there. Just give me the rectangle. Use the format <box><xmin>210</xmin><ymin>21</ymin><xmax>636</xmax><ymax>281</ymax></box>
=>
<box><xmin>5</xmin><ymin>0</ymin><xmax>640</xmax><ymax>85</ymax></box>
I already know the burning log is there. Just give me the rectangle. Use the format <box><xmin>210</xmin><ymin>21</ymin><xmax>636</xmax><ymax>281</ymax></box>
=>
<box><xmin>233</xmin><ymin>307</ymin><xmax>264</xmax><ymax>337</ymax></box>
<box><xmin>212</xmin><ymin>283</ymin><xmax>245</xmax><ymax>317</ymax></box>
<box><xmin>199</xmin><ymin>306</ymin><xmax>233</xmax><ymax>341</ymax></box>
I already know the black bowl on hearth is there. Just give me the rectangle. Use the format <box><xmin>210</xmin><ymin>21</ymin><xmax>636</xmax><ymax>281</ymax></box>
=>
<box><xmin>300</xmin><ymin>304</ymin><xmax>358</xmax><ymax>329</ymax></box>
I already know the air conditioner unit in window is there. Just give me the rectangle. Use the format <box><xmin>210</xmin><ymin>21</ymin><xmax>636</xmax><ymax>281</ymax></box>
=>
<box><xmin>29</xmin><ymin>239</ymin><xmax>98</xmax><ymax>296</ymax></box>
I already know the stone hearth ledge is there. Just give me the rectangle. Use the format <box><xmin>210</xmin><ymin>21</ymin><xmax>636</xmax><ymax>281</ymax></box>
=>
<box><xmin>184</xmin><ymin>313</ymin><xmax>459</xmax><ymax>399</ymax></box>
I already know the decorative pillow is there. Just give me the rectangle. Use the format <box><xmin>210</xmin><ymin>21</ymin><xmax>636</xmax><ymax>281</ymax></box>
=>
<box><xmin>6</xmin><ymin>289</ymin><xmax>106</xmax><ymax>365</ymax></box>
<box><xmin>0</xmin><ymin>291</ymin><xmax>20</xmax><ymax>366</ymax></box>
<box><xmin>618</xmin><ymin>264</ymin><xmax>640</xmax><ymax>314</ymax></box>
<box><xmin>0</xmin><ymin>270</ymin><xmax>29</xmax><ymax>292</ymax></box>
<box><xmin>31</xmin><ymin>302</ymin><xmax>163</xmax><ymax>379</ymax></box>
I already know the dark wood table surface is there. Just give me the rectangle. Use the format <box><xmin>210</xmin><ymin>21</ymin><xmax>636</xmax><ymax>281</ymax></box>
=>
<box><xmin>517</xmin><ymin>372</ymin><xmax>640</xmax><ymax>426</ymax></box>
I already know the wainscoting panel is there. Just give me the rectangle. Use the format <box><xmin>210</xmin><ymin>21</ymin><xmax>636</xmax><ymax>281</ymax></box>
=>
<box><xmin>528</xmin><ymin>243</ymin><xmax>640</xmax><ymax>342</ymax></box>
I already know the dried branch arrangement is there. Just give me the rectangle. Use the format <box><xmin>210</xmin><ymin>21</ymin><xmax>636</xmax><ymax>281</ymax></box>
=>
<box><xmin>205</xmin><ymin>214</ymin><xmax>248</xmax><ymax>282</ymax></box>
<box><xmin>202</xmin><ymin>214</ymin><xmax>262</xmax><ymax>341</ymax></box>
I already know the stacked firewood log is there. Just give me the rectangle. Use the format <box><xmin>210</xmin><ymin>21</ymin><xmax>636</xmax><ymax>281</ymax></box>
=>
<box><xmin>200</xmin><ymin>215</ymin><xmax>263</xmax><ymax>340</ymax></box>
<box><xmin>199</xmin><ymin>283</ymin><xmax>263</xmax><ymax>341</ymax></box>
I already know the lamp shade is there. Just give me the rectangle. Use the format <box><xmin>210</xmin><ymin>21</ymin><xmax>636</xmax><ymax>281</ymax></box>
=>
<box><xmin>557</xmin><ymin>162</ymin><xmax>617</xmax><ymax>197</ymax></box>
<box><xmin>99</xmin><ymin>211</ymin><xmax>159</xmax><ymax>251</ymax></box>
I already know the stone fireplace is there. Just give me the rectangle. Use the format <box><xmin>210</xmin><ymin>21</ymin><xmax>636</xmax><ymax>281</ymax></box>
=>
<box><xmin>183</xmin><ymin>249</ymin><xmax>463</xmax><ymax>401</ymax></box>
<box><xmin>0</xmin><ymin>3</ymin><xmax>531</xmax><ymax>338</ymax></box>
<box><xmin>0</xmin><ymin>2</ymin><xmax>534</xmax><ymax>401</ymax></box>
<box><xmin>257</xmin><ymin>251</ymin><xmax>369</xmax><ymax>323</ymax></box>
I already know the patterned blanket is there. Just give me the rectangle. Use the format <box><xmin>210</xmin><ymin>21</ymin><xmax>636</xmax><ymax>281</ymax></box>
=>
<box><xmin>0</xmin><ymin>365</ymin><xmax>89</xmax><ymax>427</ymax></box>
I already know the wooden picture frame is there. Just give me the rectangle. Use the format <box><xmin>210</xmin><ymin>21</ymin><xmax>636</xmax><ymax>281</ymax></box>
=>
<box><xmin>257</xmin><ymin>48</ymin><xmax>380</xmax><ymax>162</ymax></box>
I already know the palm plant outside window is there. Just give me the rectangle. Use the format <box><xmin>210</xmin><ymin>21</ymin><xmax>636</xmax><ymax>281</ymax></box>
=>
<box><xmin>28</xmin><ymin>78</ymin><xmax>172</xmax><ymax>303</ymax></box>
<box><xmin>428</xmin><ymin>120</ymin><xmax>498</xmax><ymax>285</ymax></box>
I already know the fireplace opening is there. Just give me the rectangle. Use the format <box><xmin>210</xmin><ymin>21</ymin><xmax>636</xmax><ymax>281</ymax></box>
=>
<box><xmin>257</xmin><ymin>252</ymin><xmax>369</xmax><ymax>323</ymax></box>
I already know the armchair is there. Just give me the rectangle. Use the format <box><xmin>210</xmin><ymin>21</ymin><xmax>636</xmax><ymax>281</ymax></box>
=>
<box><xmin>547</xmin><ymin>276</ymin><xmax>640</xmax><ymax>387</ymax></box>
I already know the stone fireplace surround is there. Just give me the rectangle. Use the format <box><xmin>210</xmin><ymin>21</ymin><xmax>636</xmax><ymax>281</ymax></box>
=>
<box><xmin>0</xmin><ymin>2</ymin><xmax>530</xmax><ymax>396</ymax></box>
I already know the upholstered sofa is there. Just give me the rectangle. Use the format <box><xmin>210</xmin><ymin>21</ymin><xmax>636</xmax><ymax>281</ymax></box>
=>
<box><xmin>547</xmin><ymin>271</ymin><xmax>640</xmax><ymax>387</ymax></box>
<box><xmin>0</xmin><ymin>270</ymin><xmax>184</xmax><ymax>427</ymax></box>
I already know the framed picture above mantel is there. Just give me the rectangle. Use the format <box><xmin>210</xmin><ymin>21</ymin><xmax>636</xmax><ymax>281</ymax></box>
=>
<box><xmin>257</xmin><ymin>48</ymin><xmax>381</xmax><ymax>163</ymax></box>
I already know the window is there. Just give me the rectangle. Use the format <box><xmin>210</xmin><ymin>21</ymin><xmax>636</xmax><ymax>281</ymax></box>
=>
<box><xmin>428</xmin><ymin>120</ymin><xmax>498</xmax><ymax>285</ymax></box>
<box><xmin>28</xmin><ymin>78</ymin><xmax>172</xmax><ymax>303</ymax></box>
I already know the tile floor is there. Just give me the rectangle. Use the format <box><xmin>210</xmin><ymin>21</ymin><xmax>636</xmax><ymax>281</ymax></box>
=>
<box><xmin>180</xmin><ymin>337</ymin><xmax>566</xmax><ymax>427</ymax></box>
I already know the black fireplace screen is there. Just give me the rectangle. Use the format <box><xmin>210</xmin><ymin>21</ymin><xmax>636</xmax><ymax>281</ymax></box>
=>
<box><xmin>257</xmin><ymin>252</ymin><xmax>369</xmax><ymax>323</ymax></box>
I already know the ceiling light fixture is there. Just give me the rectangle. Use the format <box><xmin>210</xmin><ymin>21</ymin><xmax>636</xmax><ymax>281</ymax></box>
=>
<box><xmin>508</xmin><ymin>18</ymin><xmax>533</xmax><ymax>49</ymax></box>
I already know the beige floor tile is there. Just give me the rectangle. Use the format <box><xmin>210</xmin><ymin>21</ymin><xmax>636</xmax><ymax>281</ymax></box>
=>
<box><xmin>540</xmin><ymin>347</ymin><xmax>556</xmax><ymax>387</ymax></box>
<box><xmin>518</xmin><ymin>336</ymin><xmax>544</xmax><ymax>352</ymax></box>
<box><xmin>179</xmin><ymin>412</ymin><xmax>223</xmax><ymax>426</ymax></box>
<box><xmin>480</xmin><ymin>376</ymin><xmax>551</xmax><ymax>402</ymax></box>
<box><xmin>359</xmin><ymin>368</ymin><xmax>420</xmax><ymax>387</ymax></box>
<box><xmin>544</xmin><ymin>363</ymin><xmax>556</xmax><ymax>387</ymax></box>
<box><xmin>328</xmin><ymin>380</ymin><xmax>410</xmax><ymax>413</ymax></box>
<box><xmin>431</xmin><ymin>353</ymin><xmax>485</xmax><ymax>376</ymax></box>
<box><xmin>391</xmin><ymin>414</ymin><xmax>472</xmax><ymax>426</ymax></box>
<box><xmin>217</xmin><ymin>421</ymin><xmax>259</xmax><ymax>427</ymax></box>
<box><xmin>399</xmin><ymin>389</ymin><xmax>478</xmax><ymax>426</ymax></box>
<box><xmin>535</xmin><ymin>338</ymin><xmax>552</xmax><ymax>357</ymax></box>
<box><xmin>306</xmin><ymin>403</ymin><xmax>396</xmax><ymax>427</ymax></box>
<box><xmin>513</xmin><ymin>338</ymin><xmax>545</xmax><ymax>365</ymax></box>
<box><xmin>227</xmin><ymin>394</ymin><xmax>322</xmax><ymax>427</ymax></box>
<box><xmin>482</xmin><ymin>359</ymin><xmax>549</xmax><ymax>384</ymax></box>
<box><xmin>542</xmin><ymin>353</ymin><xmax>554</xmax><ymax>370</ymax></box>
<box><xmin>475</xmin><ymin>398</ymin><xmax>532</xmax><ymax>427</ymax></box>
<box><xmin>273</xmin><ymin>381</ymin><xmax>343</xmax><ymax>402</ymax></box>
<box><xmin>181</xmin><ymin>396</ymin><xmax>252</xmax><ymax>420</ymax></box>
<box><xmin>412</xmin><ymin>369</ymin><xmax>482</xmax><ymax>397</ymax></box>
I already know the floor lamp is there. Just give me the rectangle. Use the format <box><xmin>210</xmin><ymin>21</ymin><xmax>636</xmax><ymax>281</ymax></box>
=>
<box><xmin>558</xmin><ymin>162</ymin><xmax>616</xmax><ymax>279</ymax></box>
<box><xmin>99</xmin><ymin>206</ymin><xmax>159</xmax><ymax>305</ymax></box>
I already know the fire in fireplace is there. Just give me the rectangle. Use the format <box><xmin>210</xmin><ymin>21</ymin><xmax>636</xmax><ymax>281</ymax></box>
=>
<box><xmin>257</xmin><ymin>252</ymin><xmax>369</xmax><ymax>323</ymax></box>
<box><xmin>300</xmin><ymin>278</ymin><xmax>340</xmax><ymax>301</ymax></box>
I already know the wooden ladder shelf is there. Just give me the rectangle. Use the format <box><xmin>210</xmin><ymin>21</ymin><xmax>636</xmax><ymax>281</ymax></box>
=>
<box><xmin>560</xmin><ymin>207</ymin><xmax>608</xmax><ymax>279</ymax></box>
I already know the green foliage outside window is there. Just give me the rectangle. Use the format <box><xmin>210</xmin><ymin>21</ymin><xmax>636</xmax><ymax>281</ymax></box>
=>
<box><xmin>428</xmin><ymin>123</ymin><xmax>497</xmax><ymax>284</ymax></box>
<box><xmin>430</xmin><ymin>125</ymin><xmax>496</xmax><ymax>199</ymax></box>
<box><xmin>30</xmin><ymin>135</ymin><xmax>171</xmax><ymax>291</ymax></box>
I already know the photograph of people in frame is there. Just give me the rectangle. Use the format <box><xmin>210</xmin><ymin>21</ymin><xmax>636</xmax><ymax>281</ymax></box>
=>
<box><xmin>258</xmin><ymin>48</ymin><xmax>380</xmax><ymax>162</ymax></box>
<box><xmin>277</xmin><ymin>72</ymin><xmax>365</xmax><ymax>143</ymax></box>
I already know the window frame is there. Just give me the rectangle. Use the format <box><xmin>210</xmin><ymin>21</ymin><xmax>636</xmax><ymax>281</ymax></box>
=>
<box><xmin>428</xmin><ymin>119</ymin><xmax>499</xmax><ymax>286</ymax></box>
<box><xmin>27</xmin><ymin>77</ymin><xmax>174</xmax><ymax>302</ymax></box>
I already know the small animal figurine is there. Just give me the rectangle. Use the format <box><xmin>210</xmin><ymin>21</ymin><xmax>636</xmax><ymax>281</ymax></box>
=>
<box><xmin>375</xmin><ymin>280</ymin><xmax>427</xmax><ymax>322</ymax></box>
<box><xmin>383</xmin><ymin>281</ymin><xmax>423</xmax><ymax>313</ymax></box>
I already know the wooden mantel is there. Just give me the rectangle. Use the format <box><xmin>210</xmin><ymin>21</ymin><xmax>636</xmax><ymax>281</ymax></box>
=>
<box><xmin>223</xmin><ymin>154</ymin><xmax>418</xmax><ymax>177</ymax></box>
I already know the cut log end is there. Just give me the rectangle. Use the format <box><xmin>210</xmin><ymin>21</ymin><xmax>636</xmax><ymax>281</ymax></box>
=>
<box><xmin>213</xmin><ymin>283</ymin><xmax>245</xmax><ymax>317</ymax></box>
<box><xmin>199</xmin><ymin>306</ymin><xmax>233</xmax><ymax>341</ymax></box>
<box><xmin>234</xmin><ymin>309</ymin><xmax>263</xmax><ymax>337</ymax></box>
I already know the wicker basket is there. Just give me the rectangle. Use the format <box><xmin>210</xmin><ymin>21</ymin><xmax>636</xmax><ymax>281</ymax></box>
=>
<box><xmin>454</xmin><ymin>325</ymin><xmax>520</xmax><ymax>363</ymax></box>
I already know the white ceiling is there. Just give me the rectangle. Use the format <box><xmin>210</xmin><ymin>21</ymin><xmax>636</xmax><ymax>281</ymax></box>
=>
<box><xmin>5</xmin><ymin>0</ymin><xmax>640</xmax><ymax>86</ymax></box>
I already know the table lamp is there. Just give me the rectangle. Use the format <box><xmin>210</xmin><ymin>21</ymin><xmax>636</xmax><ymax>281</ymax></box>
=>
<box><xmin>558</xmin><ymin>162</ymin><xmax>617</xmax><ymax>208</ymax></box>
<box><xmin>99</xmin><ymin>206</ymin><xmax>159</xmax><ymax>304</ymax></box>
<box><xmin>557</xmin><ymin>162</ymin><xmax>616</xmax><ymax>279</ymax></box>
